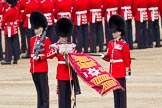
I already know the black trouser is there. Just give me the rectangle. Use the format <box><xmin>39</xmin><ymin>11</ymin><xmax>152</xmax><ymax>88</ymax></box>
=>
<box><xmin>25</xmin><ymin>28</ymin><xmax>34</xmax><ymax>55</ymax></box>
<box><xmin>90</xmin><ymin>22</ymin><xmax>104</xmax><ymax>52</ymax></box>
<box><xmin>105</xmin><ymin>22</ymin><xmax>113</xmax><ymax>44</ymax></box>
<box><xmin>4</xmin><ymin>34</ymin><xmax>20</xmax><ymax>61</ymax></box>
<box><xmin>0</xmin><ymin>29</ymin><xmax>3</xmax><ymax>59</ymax></box>
<box><xmin>113</xmin><ymin>77</ymin><xmax>126</xmax><ymax>108</ymax></box>
<box><xmin>148</xmin><ymin>20</ymin><xmax>160</xmax><ymax>47</ymax></box>
<box><xmin>46</xmin><ymin>25</ymin><xmax>58</xmax><ymax>44</ymax></box>
<box><xmin>58</xmin><ymin>80</ymin><xmax>71</xmax><ymax>108</ymax></box>
<box><xmin>124</xmin><ymin>20</ymin><xmax>133</xmax><ymax>49</ymax></box>
<box><xmin>135</xmin><ymin>21</ymin><xmax>147</xmax><ymax>49</ymax></box>
<box><xmin>74</xmin><ymin>24</ymin><xmax>89</xmax><ymax>53</ymax></box>
<box><xmin>19</xmin><ymin>22</ymin><xmax>27</xmax><ymax>52</ymax></box>
<box><xmin>32</xmin><ymin>72</ymin><xmax>49</xmax><ymax>108</ymax></box>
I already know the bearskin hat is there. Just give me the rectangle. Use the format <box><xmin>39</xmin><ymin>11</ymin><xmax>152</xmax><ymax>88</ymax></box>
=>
<box><xmin>30</xmin><ymin>11</ymin><xmax>48</xmax><ymax>30</ymax></box>
<box><xmin>6</xmin><ymin>0</ymin><xmax>18</xmax><ymax>7</ymax></box>
<box><xmin>109</xmin><ymin>15</ymin><xmax>126</xmax><ymax>36</ymax></box>
<box><xmin>55</xmin><ymin>18</ymin><xmax>74</xmax><ymax>37</ymax></box>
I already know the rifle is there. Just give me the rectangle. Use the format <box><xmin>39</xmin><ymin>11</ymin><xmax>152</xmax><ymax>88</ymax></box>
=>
<box><xmin>34</xmin><ymin>27</ymin><xmax>48</xmax><ymax>58</ymax></box>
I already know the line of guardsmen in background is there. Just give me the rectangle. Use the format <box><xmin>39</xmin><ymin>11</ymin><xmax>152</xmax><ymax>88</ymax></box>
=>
<box><xmin>0</xmin><ymin>0</ymin><xmax>162</xmax><ymax>65</ymax></box>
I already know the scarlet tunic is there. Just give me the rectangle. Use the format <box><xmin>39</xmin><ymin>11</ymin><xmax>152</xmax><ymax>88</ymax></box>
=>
<box><xmin>30</xmin><ymin>36</ymin><xmax>51</xmax><ymax>73</ymax></box>
<box><xmin>54</xmin><ymin>0</ymin><xmax>73</xmax><ymax>20</ymax></box>
<box><xmin>17</xmin><ymin>0</ymin><xmax>26</xmax><ymax>22</ymax></box>
<box><xmin>22</xmin><ymin>0</ymin><xmax>40</xmax><ymax>28</ymax></box>
<box><xmin>147</xmin><ymin>0</ymin><xmax>160</xmax><ymax>21</ymax></box>
<box><xmin>88</xmin><ymin>0</ymin><xmax>103</xmax><ymax>23</ymax></box>
<box><xmin>103</xmin><ymin>39</ymin><xmax>131</xmax><ymax>78</ymax></box>
<box><xmin>2</xmin><ymin>4</ymin><xmax>19</xmax><ymax>36</ymax></box>
<box><xmin>39</xmin><ymin>0</ymin><xmax>55</xmax><ymax>26</ymax></box>
<box><xmin>160</xmin><ymin>1</ymin><xmax>162</xmax><ymax>17</ymax></box>
<box><xmin>132</xmin><ymin>0</ymin><xmax>148</xmax><ymax>22</ymax></box>
<box><xmin>72</xmin><ymin>0</ymin><xmax>89</xmax><ymax>26</ymax></box>
<box><xmin>118</xmin><ymin>0</ymin><xmax>133</xmax><ymax>20</ymax></box>
<box><xmin>50</xmin><ymin>42</ymin><xmax>77</xmax><ymax>80</ymax></box>
<box><xmin>102</xmin><ymin>0</ymin><xmax>119</xmax><ymax>22</ymax></box>
<box><xmin>0</xmin><ymin>1</ymin><xmax>3</xmax><ymax>29</ymax></box>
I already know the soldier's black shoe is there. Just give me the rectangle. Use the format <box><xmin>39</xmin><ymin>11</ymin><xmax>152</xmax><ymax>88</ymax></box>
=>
<box><xmin>1</xmin><ymin>60</ymin><xmax>11</xmax><ymax>65</ymax></box>
<box><xmin>22</xmin><ymin>55</ymin><xmax>30</xmax><ymax>59</ymax></box>
<box><xmin>13</xmin><ymin>60</ymin><xmax>17</xmax><ymax>64</ymax></box>
<box><xmin>155</xmin><ymin>45</ymin><xmax>161</xmax><ymax>48</ymax></box>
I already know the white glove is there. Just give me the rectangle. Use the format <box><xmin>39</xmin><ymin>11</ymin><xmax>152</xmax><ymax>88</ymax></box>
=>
<box><xmin>126</xmin><ymin>72</ymin><xmax>131</xmax><ymax>80</ymax></box>
<box><xmin>99</xmin><ymin>53</ymin><xmax>105</xmax><ymax>58</ymax></box>
<box><xmin>33</xmin><ymin>56</ymin><xmax>41</xmax><ymax>61</ymax></box>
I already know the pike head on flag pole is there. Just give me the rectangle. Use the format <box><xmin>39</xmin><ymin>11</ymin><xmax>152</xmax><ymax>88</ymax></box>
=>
<box><xmin>68</xmin><ymin>53</ymin><xmax>122</xmax><ymax>96</ymax></box>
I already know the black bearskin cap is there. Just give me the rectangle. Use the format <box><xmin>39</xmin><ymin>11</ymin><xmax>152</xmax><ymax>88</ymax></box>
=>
<box><xmin>55</xmin><ymin>18</ymin><xmax>74</xmax><ymax>37</ymax></box>
<box><xmin>109</xmin><ymin>15</ymin><xmax>126</xmax><ymax>36</ymax></box>
<box><xmin>30</xmin><ymin>11</ymin><xmax>48</xmax><ymax>30</ymax></box>
<box><xmin>6</xmin><ymin>0</ymin><xmax>18</xmax><ymax>7</ymax></box>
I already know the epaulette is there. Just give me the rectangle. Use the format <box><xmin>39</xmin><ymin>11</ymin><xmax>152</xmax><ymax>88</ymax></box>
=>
<box><xmin>120</xmin><ymin>39</ymin><xmax>127</xmax><ymax>43</ymax></box>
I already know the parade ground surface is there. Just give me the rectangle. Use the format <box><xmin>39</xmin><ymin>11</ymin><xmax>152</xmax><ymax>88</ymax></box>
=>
<box><xmin>0</xmin><ymin>46</ymin><xmax>162</xmax><ymax>108</ymax></box>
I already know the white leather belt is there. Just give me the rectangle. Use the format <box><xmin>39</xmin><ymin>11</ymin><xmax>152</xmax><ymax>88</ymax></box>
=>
<box><xmin>137</xmin><ymin>8</ymin><xmax>147</xmax><ymax>11</ymax></box>
<box><xmin>44</xmin><ymin>13</ymin><xmax>52</xmax><ymax>16</ymax></box>
<box><xmin>110</xmin><ymin>59</ymin><xmax>123</xmax><ymax>63</ymax></box>
<box><xmin>148</xmin><ymin>7</ymin><xmax>158</xmax><ymax>11</ymax></box>
<box><xmin>76</xmin><ymin>10</ymin><xmax>87</xmax><ymax>14</ymax></box>
<box><xmin>90</xmin><ymin>9</ymin><xmax>101</xmax><ymax>12</ymax></box>
<box><xmin>58</xmin><ymin>12</ymin><xmax>70</xmax><ymax>16</ymax></box>
<box><xmin>58</xmin><ymin>61</ymin><xmax>66</xmax><ymax>64</ymax></box>
<box><xmin>106</xmin><ymin>7</ymin><xmax>118</xmax><ymax>12</ymax></box>
<box><xmin>121</xmin><ymin>6</ymin><xmax>131</xmax><ymax>10</ymax></box>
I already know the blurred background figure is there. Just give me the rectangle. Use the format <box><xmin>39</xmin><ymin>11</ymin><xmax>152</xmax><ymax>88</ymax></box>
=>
<box><xmin>147</xmin><ymin>0</ymin><xmax>161</xmax><ymax>48</ymax></box>
<box><xmin>118</xmin><ymin>0</ymin><xmax>134</xmax><ymax>49</ymax></box>
<box><xmin>54</xmin><ymin>0</ymin><xmax>73</xmax><ymax>42</ymax></box>
<box><xmin>103</xmin><ymin>0</ymin><xmax>119</xmax><ymax>47</ymax></box>
<box><xmin>39</xmin><ymin>0</ymin><xmax>57</xmax><ymax>44</ymax></box>
<box><xmin>21</xmin><ymin>0</ymin><xmax>40</xmax><ymax>59</ymax></box>
<box><xmin>89</xmin><ymin>0</ymin><xmax>104</xmax><ymax>53</ymax></box>
<box><xmin>72</xmin><ymin>0</ymin><xmax>89</xmax><ymax>53</ymax></box>
<box><xmin>132</xmin><ymin>0</ymin><xmax>148</xmax><ymax>49</ymax></box>
<box><xmin>1</xmin><ymin>0</ymin><xmax>20</xmax><ymax>65</ymax></box>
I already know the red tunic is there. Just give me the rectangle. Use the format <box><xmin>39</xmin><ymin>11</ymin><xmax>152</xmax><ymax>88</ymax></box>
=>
<box><xmin>39</xmin><ymin>0</ymin><xmax>55</xmax><ymax>26</ymax></box>
<box><xmin>22</xmin><ymin>0</ymin><xmax>40</xmax><ymax>28</ymax></box>
<box><xmin>72</xmin><ymin>0</ymin><xmax>89</xmax><ymax>26</ymax></box>
<box><xmin>0</xmin><ymin>1</ymin><xmax>3</xmax><ymax>29</ymax></box>
<box><xmin>132</xmin><ymin>0</ymin><xmax>148</xmax><ymax>22</ymax></box>
<box><xmin>160</xmin><ymin>1</ymin><xmax>162</xmax><ymax>17</ymax></box>
<box><xmin>30</xmin><ymin>36</ymin><xmax>51</xmax><ymax>73</ymax></box>
<box><xmin>88</xmin><ymin>0</ymin><xmax>103</xmax><ymax>23</ymax></box>
<box><xmin>103</xmin><ymin>39</ymin><xmax>131</xmax><ymax>78</ymax></box>
<box><xmin>54</xmin><ymin>0</ymin><xmax>73</xmax><ymax>20</ymax></box>
<box><xmin>147</xmin><ymin>0</ymin><xmax>160</xmax><ymax>21</ymax></box>
<box><xmin>17</xmin><ymin>0</ymin><xmax>26</xmax><ymax>22</ymax></box>
<box><xmin>50</xmin><ymin>42</ymin><xmax>77</xmax><ymax>80</ymax></box>
<box><xmin>118</xmin><ymin>0</ymin><xmax>133</xmax><ymax>20</ymax></box>
<box><xmin>102</xmin><ymin>0</ymin><xmax>119</xmax><ymax>22</ymax></box>
<box><xmin>2</xmin><ymin>4</ymin><xmax>19</xmax><ymax>36</ymax></box>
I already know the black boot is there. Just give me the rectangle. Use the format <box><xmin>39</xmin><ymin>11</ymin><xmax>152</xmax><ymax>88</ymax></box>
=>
<box><xmin>22</xmin><ymin>54</ymin><xmax>30</xmax><ymax>59</ymax></box>
<box><xmin>1</xmin><ymin>60</ymin><xmax>11</xmax><ymax>65</ymax></box>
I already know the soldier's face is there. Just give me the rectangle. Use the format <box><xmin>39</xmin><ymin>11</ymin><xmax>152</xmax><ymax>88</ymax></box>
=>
<box><xmin>34</xmin><ymin>27</ymin><xmax>43</xmax><ymax>36</ymax></box>
<box><xmin>112</xmin><ymin>31</ymin><xmax>121</xmax><ymax>39</ymax></box>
